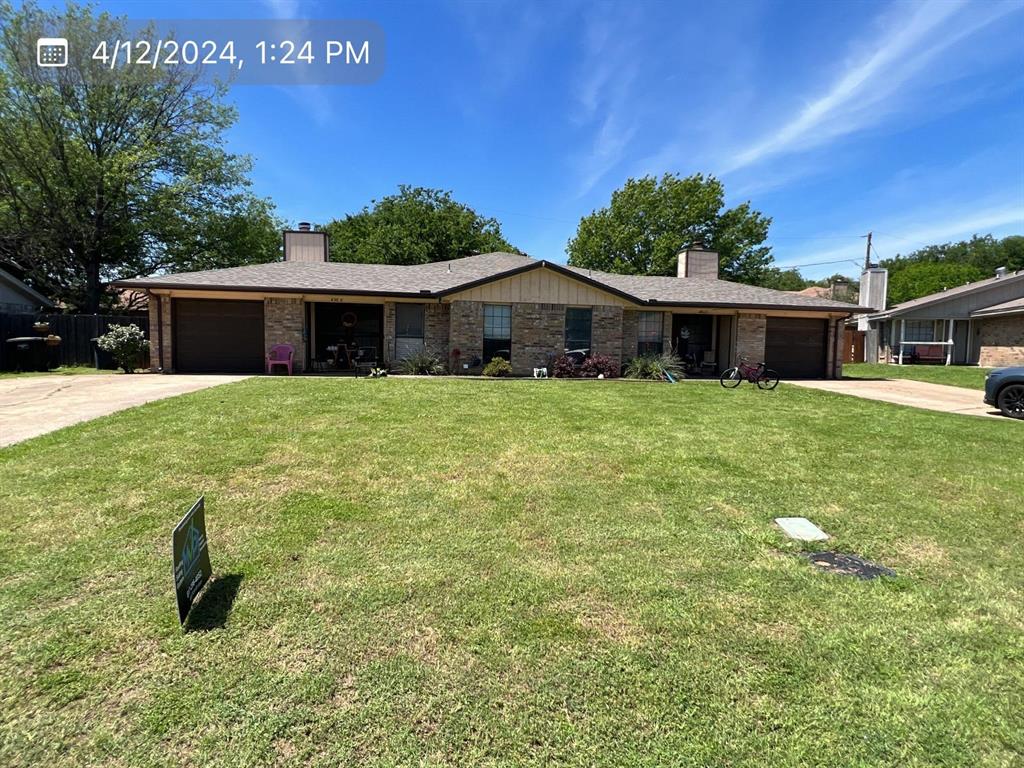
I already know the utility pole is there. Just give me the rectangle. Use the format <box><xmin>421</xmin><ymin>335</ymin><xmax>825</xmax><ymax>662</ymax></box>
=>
<box><xmin>863</xmin><ymin>231</ymin><xmax>873</xmax><ymax>271</ymax></box>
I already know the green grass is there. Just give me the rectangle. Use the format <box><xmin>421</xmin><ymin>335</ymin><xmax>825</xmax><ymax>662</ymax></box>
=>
<box><xmin>0</xmin><ymin>365</ymin><xmax>105</xmax><ymax>380</ymax></box>
<box><xmin>845</xmin><ymin>362</ymin><xmax>993</xmax><ymax>390</ymax></box>
<box><xmin>1</xmin><ymin>378</ymin><xmax>1021</xmax><ymax>767</ymax></box>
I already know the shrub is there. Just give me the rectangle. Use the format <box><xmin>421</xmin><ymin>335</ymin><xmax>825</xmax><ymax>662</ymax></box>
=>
<box><xmin>550</xmin><ymin>355</ymin><xmax>577</xmax><ymax>378</ymax></box>
<box><xmin>481</xmin><ymin>357</ymin><xmax>513</xmax><ymax>377</ymax></box>
<box><xmin>578</xmin><ymin>354</ymin><xmax>618</xmax><ymax>378</ymax></box>
<box><xmin>398</xmin><ymin>350</ymin><xmax>446</xmax><ymax>375</ymax></box>
<box><xmin>95</xmin><ymin>324</ymin><xmax>149</xmax><ymax>373</ymax></box>
<box><xmin>623</xmin><ymin>353</ymin><xmax>684</xmax><ymax>380</ymax></box>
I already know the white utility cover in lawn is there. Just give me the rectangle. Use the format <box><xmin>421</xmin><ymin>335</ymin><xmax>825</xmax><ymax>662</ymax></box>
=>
<box><xmin>775</xmin><ymin>517</ymin><xmax>829</xmax><ymax>541</ymax></box>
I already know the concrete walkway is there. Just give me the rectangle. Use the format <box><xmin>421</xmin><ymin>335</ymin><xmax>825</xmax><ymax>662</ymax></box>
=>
<box><xmin>0</xmin><ymin>374</ymin><xmax>249</xmax><ymax>447</ymax></box>
<box><xmin>789</xmin><ymin>378</ymin><xmax>1003</xmax><ymax>419</ymax></box>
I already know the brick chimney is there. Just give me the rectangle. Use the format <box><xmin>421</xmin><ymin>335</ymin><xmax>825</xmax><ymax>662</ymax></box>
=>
<box><xmin>283</xmin><ymin>224</ymin><xmax>328</xmax><ymax>263</ymax></box>
<box><xmin>677</xmin><ymin>241</ymin><xmax>719</xmax><ymax>279</ymax></box>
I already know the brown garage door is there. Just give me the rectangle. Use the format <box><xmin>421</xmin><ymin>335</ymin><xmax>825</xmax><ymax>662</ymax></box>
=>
<box><xmin>765</xmin><ymin>317</ymin><xmax>828</xmax><ymax>378</ymax></box>
<box><xmin>174</xmin><ymin>299</ymin><xmax>264</xmax><ymax>373</ymax></box>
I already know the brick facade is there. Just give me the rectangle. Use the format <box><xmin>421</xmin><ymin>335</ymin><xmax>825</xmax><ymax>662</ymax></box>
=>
<box><xmin>734</xmin><ymin>313</ymin><xmax>766</xmax><ymax>366</ymax></box>
<box><xmin>621</xmin><ymin>310</ymin><xmax>639</xmax><ymax>361</ymax></box>
<box><xmin>382</xmin><ymin>302</ymin><xmax>396</xmax><ymax>363</ymax></box>
<box><xmin>425</xmin><ymin>302</ymin><xmax>451</xmax><ymax>359</ymax></box>
<box><xmin>449</xmin><ymin>300</ymin><xmax>484</xmax><ymax>373</ymax></box>
<box><xmin>147</xmin><ymin>293</ymin><xmax>172</xmax><ymax>370</ymax></box>
<box><xmin>978</xmin><ymin>315</ymin><xmax>1024</xmax><ymax>367</ymax></box>
<box><xmin>511</xmin><ymin>303</ymin><xmax>566</xmax><ymax>375</ymax></box>
<box><xmin>265</xmin><ymin>298</ymin><xmax>305</xmax><ymax>372</ymax></box>
<box><xmin>154</xmin><ymin>291</ymin><xmax>846</xmax><ymax>378</ymax></box>
<box><xmin>591</xmin><ymin>306</ymin><xmax>624</xmax><ymax>369</ymax></box>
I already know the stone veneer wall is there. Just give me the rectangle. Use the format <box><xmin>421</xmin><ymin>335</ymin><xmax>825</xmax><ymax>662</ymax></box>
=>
<box><xmin>978</xmin><ymin>315</ymin><xmax>1024</xmax><ymax>367</ymax></box>
<box><xmin>264</xmin><ymin>298</ymin><xmax>305</xmax><ymax>372</ymax></box>
<box><xmin>147</xmin><ymin>293</ymin><xmax>172</xmax><ymax>370</ymax></box>
<box><xmin>734</xmin><ymin>313</ymin><xmax>766</xmax><ymax>366</ymax></box>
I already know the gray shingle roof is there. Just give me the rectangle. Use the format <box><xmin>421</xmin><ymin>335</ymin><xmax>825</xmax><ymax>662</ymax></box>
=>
<box><xmin>562</xmin><ymin>265</ymin><xmax>864</xmax><ymax>311</ymax></box>
<box><xmin>971</xmin><ymin>295</ymin><xmax>1024</xmax><ymax>317</ymax></box>
<box><xmin>116</xmin><ymin>252</ymin><xmax>534</xmax><ymax>296</ymax></box>
<box><xmin>115</xmin><ymin>252</ymin><xmax>866</xmax><ymax>313</ymax></box>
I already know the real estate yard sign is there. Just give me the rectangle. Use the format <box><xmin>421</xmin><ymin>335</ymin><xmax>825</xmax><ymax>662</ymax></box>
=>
<box><xmin>173</xmin><ymin>497</ymin><xmax>212</xmax><ymax>625</ymax></box>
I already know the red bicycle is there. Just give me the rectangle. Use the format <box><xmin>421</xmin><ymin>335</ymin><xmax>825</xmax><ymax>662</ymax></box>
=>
<box><xmin>720</xmin><ymin>357</ymin><xmax>780</xmax><ymax>390</ymax></box>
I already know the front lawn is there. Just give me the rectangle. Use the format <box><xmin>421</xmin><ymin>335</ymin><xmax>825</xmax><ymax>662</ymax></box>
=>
<box><xmin>0</xmin><ymin>365</ymin><xmax>102</xmax><ymax>379</ymax></box>
<box><xmin>844</xmin><ymin>362</ymin><xmax>993</xmax><ymax>390</ymax></box>
<box><xmin>1</xmin><ymin>379</ymin><xmax>1021</xmax><ymax>767</ymax></box>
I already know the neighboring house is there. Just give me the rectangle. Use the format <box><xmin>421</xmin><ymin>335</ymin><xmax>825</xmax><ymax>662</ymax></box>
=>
<box><xmin>857</xmin><ymin>267</ymin><xmax>1024</xmax><ymax>367</ymax></box>
<box><xmin>0</xmin><ymin>268</ymin><xmax>54</xmax><ymax>313</ymax></box>
<box><xmin>115</xmin><ymin>228</ymin><xmax>866</xmax><ymax>378</ymax></box>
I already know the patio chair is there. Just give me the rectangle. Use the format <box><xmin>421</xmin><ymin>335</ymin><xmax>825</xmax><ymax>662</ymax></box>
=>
<box><xmin>700</xmin><ymin>350</ymin><xmax>717</xmax><ymax>375</ymax></box>
<box><xmin>355</xmin><ymin>346</ymin><xmax>378</xmax><ymax>375</ymax></box>
<box><xmin>266</xmin><ymin>344</ymin><xmax>294</xmax><ymax>375</ymax></box>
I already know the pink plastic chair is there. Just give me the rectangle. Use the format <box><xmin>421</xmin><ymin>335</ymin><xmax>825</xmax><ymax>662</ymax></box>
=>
<box><xmin>266</xmin><ymin>344</ymin><xmax>294</xmax><ymax>375</ymax></box>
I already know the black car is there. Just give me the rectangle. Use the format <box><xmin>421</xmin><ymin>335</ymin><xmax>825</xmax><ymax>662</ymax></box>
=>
<box><xmin>984</xmin><ymin>367</ymin><xmax>1024</xmax><ymax>419</ymax></box>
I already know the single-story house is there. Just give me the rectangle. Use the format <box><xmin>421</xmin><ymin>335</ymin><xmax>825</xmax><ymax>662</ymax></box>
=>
<box><xmin>856</xmin><ymin>267</ymin><xmax>1024</xmax><ymax>367</ymax></box>
<box><xmin>115</xmin><ymin>229</ymin><xmax>866</xmax><ymax>378</ymax></box>
<box><xmin>0</xmin><ymin>267</ymin><xmax>54</xmax><ymax>313</ymax></box>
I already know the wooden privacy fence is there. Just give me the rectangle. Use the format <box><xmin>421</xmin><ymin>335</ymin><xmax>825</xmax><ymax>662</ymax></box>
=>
<box><xmin>0</xmin><ymin>313</ymin><xmax>148</xmax><ymax>370</ymax></box>
<box><xmin>843</xmin><ymin>328</ymin><xmax>865</xmax><ymax>363</ymax></box>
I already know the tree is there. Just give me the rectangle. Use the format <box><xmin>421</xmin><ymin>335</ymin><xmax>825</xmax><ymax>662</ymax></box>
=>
<box><xmin>878</xmin><ymin>234</ymin><xmax>1022</xmax><ymax>304</ymax></box>
<box><xmin>566</xmin><ymin>174</ymin><xmax>774</xmax><ymax>284</ymax></box>
<box><xmin>886</xmin><ymin>261</ymin><xmax>986</xmax><ymax>305</ymax></box>
<box><xmin>321</xmin><ymin>186</ymin><xmax>518</xmax><ymax>264</ymax></box>
<box><xmin>0</xmin><ymin>2</ymin><xmax>278</xmax><ymax>312</ymax></box>
<box><xmin>759</xmin><ymin>267</ymin><xmax>809</xmax><ymax>292</ymax></box>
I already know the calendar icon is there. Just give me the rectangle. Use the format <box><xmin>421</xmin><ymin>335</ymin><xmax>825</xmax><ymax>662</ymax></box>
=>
<box><xmin>37</xmin><ymin>38</ymin><xmax>68</xmax><ymax>67</ymax></box>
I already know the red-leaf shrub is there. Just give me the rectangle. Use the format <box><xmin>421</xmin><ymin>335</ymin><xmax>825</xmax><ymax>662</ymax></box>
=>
<box><xmin>550</xmin><ymin>355</ymin><xmax>577</xmax><ymax>378</ymax></box>
<box><xmin>579</xmin><ymin>354</ymin><xmax>618</xmax><ymax>378</ymax></box>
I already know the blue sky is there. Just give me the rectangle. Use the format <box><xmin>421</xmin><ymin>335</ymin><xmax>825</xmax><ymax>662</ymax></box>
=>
<box><xmin>35</xmin><ymin>0</ymin><xmax>1024</xmax><ymax>279</ymax></box>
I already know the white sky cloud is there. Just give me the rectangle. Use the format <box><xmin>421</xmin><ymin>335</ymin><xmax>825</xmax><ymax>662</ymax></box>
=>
<box><xmin>720</xmin><ymin>0</ymin><xmax>1020</xmax><ymax>174</ymax></box>
<box><xmin>774</xmin><ymin>200</ymin><xmax>1024</xmax><ymax>273</ymax></box>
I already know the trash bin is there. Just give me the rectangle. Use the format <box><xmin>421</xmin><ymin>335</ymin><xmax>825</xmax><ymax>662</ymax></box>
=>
<box><xmin>5</xmin><ymin>336</ymin><xmax>49</xmax><ymax>372</ymax></box>
<box><xmin>91</xmin><ymin>337</ymin><xmax>117</xmax><ymax>370</ymax></box>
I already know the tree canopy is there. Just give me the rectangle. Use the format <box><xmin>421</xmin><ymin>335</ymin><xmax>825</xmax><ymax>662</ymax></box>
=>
<box><xmin>880</xmin><ymin>234</ymin><xmax>1022</xmax><ymax>305</ymax></box>
<box><xmin>321</xmin><ymin>186</ymin><xmax>519</xmax><ymax>265</ymax></box>
<box><xmin>566</xmin><ymin>174</ymin><xmax>774</xmax><ymax>285</ymax></box>
<box><xmin>0</xmin><ymin>2</ymin><xmax>281</xmax><ymax>312</ymax></box>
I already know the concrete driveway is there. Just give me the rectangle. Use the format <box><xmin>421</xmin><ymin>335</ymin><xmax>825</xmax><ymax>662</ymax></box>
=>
<box><xmin>0</xmin><ymin>374</ymin><xmax>249</xmax><ymax>447</ymax></box>
<box><xmin>789</xmin><ymin>378</ymin><xmax>1003</xmax><ymax>419</ymax></box>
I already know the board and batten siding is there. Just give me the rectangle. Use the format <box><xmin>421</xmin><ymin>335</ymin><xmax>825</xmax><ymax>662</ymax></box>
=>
<box><xmin>896</xmin><ymin>277</ymin><xmax>1024</xmax><ymax>320</ymax></box>
<box><xmin>447</xmin><ymin>267</ymin><xmax>632</xmax><ymax>307</ymax></box>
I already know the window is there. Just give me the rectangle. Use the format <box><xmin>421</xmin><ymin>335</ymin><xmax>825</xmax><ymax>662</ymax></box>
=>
<box><xmin>396</xmin><ymin>304</ymin><xmax>424</xmax><ymax>338</ymax></box>
<box><xmin>903</xmin><ymin>320</ymin><xmax>935</xmax><ymax>342</ymax></box>
<box><xmin>565</xmin><ymin>307</ymin><xmax>592</xmax><ymax>355</ymax></box>
<box><xmin>395</xmin><ymin>303</ymin><xmax>425</xmax><ymax>360</ymax></box>
<box><xmin>483</xmin><ymin>304</ymin><xmax>511</xmax><ymax>362</ymax></box>
<box><xmin>637</xmin><ymin>311</ymin><xmax>663</xmax><ymax>355</ymax></box>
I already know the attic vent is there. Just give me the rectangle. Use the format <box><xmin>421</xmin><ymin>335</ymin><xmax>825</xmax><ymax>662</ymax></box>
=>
<box><xmin>297</xmin><ymin>221</ymin><xmax>311</xmax><ymax>232</ymax></box>
<box><xmin>995</xmin><ymin>266</ymin><xmax>1008</xmax><ymax>279</ymax></box>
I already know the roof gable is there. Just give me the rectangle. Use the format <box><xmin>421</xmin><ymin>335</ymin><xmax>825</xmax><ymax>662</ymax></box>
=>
<box><xmin>444</xmin><ymin>261</ymin><xmax>633</xmax><ymax>306</ymax></box>
<box><xmin>869</xmin><ymin>270</ymin><xmax>1024</xmax><ymax>319</ymax></box>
